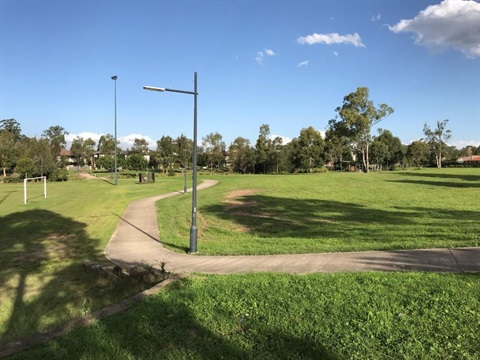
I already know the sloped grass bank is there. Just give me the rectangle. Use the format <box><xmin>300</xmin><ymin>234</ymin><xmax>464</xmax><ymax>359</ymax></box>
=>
<box><xmin>9</xmin><ymin>272</ymin><xmax>480</xmax><ymax>359</ymax></box>
<box><xmin>158</xmin><ymin>169</ymin><xmax>480</xmax><ymax>255</ymax></box>
<box><xmin>0</xmin><ymin>176</ymin><xmax>185</xmax><ymax>346</ymax></box>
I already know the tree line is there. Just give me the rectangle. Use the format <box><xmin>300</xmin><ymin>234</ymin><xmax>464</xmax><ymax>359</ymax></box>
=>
<box><xmin>1</xmin><ymin>87</ymin><xmax>478</xmax><ymax>180</ymax></box>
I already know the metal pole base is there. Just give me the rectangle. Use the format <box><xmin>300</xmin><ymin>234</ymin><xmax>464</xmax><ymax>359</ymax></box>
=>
<box><xmin>189</xmin><ymin>226</ymin><xmax>197</xmax><ymax>253</ymax></box>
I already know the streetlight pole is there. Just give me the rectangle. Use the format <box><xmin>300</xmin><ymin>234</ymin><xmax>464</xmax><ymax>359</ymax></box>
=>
<box><xmin>111</xmin><ymin>75</ymin><xmax>118</xmax><ymax>186</ymax></box>
<box><xmin>143</xmin><ymin>72</ymin><xmax>198</xmax><ymax>253</ymax></box>
<box><xmin>183</xmin><ymin>148</ymin><xmax>188</xmax><ymax>194</ymax></box>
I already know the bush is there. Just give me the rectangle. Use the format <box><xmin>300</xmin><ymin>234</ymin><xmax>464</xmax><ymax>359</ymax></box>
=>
<box><xmin>1</xmin><ymin>175</ymin><xmax>22</xmax><ymax>183</ymax></box>
<box><xmin>49</xmin><ymin>168</ymin><xmax>69</xmax><ymax>182</ymax></box>
<box><xmin>167</xmin><ymin>168</ymin><xmax>176</xmax><ymax>177</ymax></box>
<box><xmin>15</xmin><ymin>157</ymin><xmax>35</xmax><ymax>179</ymax></box>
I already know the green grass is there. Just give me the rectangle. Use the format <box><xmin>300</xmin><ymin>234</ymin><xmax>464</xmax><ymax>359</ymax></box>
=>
<box><xmin>1</xmin><ymin>168</ymin><xmax>479</xmax><ymax>350</ymax></box>
<box><xmin>0</xmin><ymin>175</ymin><xmax>187</xmax><ymax>345</ymax></box>
<box><xmin>8</xmin><ymin>272</ymin><xmax>480</xmax><ymax>359</ymax></box>
<box><xmin>158</xmin><ymin>168</ymin><xmax>480</xmax><ymax>254</ymax></box>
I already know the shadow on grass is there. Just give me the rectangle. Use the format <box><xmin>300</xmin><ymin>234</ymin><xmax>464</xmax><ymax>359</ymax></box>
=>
<box><xmin>0</xmin><ymin>209</ymin><xmax>150</xmax><ymax>350</ymax></box>
<box><xmin>0</xmin><ymin>194</ymin><xmax>10</xmax><ymax>205</ymax></box>
<box><xmin>10</xmin><ymin>278</ymin><xmax>336</xmax><ymax>359</ymax></box>
<box><xmin>390</xmin><ymin>171</ymin><xmax>480</xmax><ymax>188</ymax></box>
<box><xmin>355</xmin><ymin>249</ymin><xmax>475</xmax><ymax>273</ymax></box>
<box><xmin>202</xmin><ymin>195</ymin><xmax>480</xmax><ymax>244</ymax></box>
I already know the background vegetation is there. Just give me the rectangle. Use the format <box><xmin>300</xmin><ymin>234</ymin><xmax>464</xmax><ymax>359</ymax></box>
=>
<box><xmin>2</xmin><ymin>88</ymin><xmax>479</xmax><ymax>184</ymax></box>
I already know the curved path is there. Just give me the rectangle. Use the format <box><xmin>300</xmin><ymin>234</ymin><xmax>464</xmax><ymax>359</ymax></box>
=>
<box><xmin>104</xmin><ymin>179</ymin><xmax>480</xmax><ymax>274</ymax></box>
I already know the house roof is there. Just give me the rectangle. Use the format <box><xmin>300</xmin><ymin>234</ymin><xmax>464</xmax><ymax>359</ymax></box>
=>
<box><xmin>457</xmin><ymin>155</ymin><xmax>480</xmax><ymax>162</ymax></box>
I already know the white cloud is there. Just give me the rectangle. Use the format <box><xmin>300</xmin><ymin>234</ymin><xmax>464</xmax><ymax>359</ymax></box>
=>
<box><xmin>66</xmin><ymin>132</ymin><xmax>156</xmax><ymax>150</ymax></box>
<box><xmin>333</xmin><ymin>51</ymin><xmax>339</xmax><ymax>57</ymax></box>
<box><xmin>371</xmin><ymin>13</ymin><xmax>381</xmax><ymax>22</ymax></box>
<box><xmin>256</xmin><ymin>51</ymin><xmax>264</xmax><ymax>64</ymax></box>
<box><xmin>297</xmin><ymin>60</ymin><xmax>309</xmax><ymax>67</ymax></box>
<box><xmin>389</xmin><ymin>0</ymin><xmax>480</xmax><ymax>58</ymax></box>
<box><xmin>297</xmin><ymin>32</ymin><xmax>365</xmax><ymax>47</ymax></box>
<box><xmin>448</xmin><ymin>139</ymin><xmax>480</xmax><ymax>149</ymax></box>
<box><xmin>66</xmin><ymin>132</ymin><xmax>102</xmax><ymax>144</ymax></box>
<box><xmin>270</xmin><ymin>135</ymin><xmax>292</xmax><ymax>144</ymax></box>
<box><xmin>120</xmin><ymin>134</ymin><xmax>156</xmax><ymax>150</ymax></box>
<box><xmin>256</xmin><ymin>48</ymin><xmax>276</xmax><ymax>64</ymax></box>
<box><xmin>264</xmin><ymin>48</ymin><xmax>276</xmax><ymax>56</ymax></box>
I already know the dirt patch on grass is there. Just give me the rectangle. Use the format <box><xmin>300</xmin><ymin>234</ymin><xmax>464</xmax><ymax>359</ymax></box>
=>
<box><xmin>223</xmin><ymin>189</ymin><xmax>260</xmax><ymax>208</ymax></box>
<box><xmin>222</xmin><ymin>189</ymin><xmax>274</xmax><ymax>232</ymax></box>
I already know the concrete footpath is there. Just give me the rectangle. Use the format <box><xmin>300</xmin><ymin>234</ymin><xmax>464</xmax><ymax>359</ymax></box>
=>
<box><xmin>104</xmin><ymin>179</ymin><xmax>480</xmax><ymax>274</ymax></box>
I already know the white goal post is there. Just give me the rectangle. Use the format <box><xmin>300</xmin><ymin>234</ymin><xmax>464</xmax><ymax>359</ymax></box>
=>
<box><xmin>24</xmin><ymin>176</ymin><xmax>47</xmax><ymax>204</ymax></box>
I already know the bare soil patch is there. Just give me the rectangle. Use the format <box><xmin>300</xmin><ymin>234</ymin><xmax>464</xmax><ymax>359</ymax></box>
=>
<box><xmin>223</xmin><ymin>189</ymin><xmax>260</xmax><ymax>208</ymax></box>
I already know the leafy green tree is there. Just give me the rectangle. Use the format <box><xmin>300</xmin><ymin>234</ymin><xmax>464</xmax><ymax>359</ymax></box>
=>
<box><xmin>156</xmin><ymin>136</ymin><xmax>175</xmax><ymax>173</ymax></box>
<box><xmin>0</xmin><ymin>119</ymin><xmax>22</xmax><ymax>140</ymax></box>
<box><xmin>70</xmin><ymin>137</ymin><xmax>95</xmax><ymax>168</ymax></box>
<box><xmin>292</xmin><ymin>127</ymin><xmax>325</xmax><ymax>171</ymax></box>
<box><xmin>196</xmin><ymin>146</ymin><xmax>208</xmax><ymax>168</ymax></box>
<box><xmin>97</xmin><ymin>156</ymin><xmax>115</xmax><ymax>171</ymax></box>
<box><xmin>0</xmin><ymin>119</ymin><xmax>22</xmax><ymax>176</ymax></box>
<box><xmin>325</xmin><ymin>119</ymin><xmax>352</xmax><ymax>171</ymax></box>
<box><xmin>0</xmin><ymin>131</ymin><xmax>18</xmax><ymax>177</ymax></box>
<box><xmin>423</xmin><ymin>119</ymin><xmax>452</xmax><ymax>168</ymax></box>
<box><xmin>174</xmin><ymin>134</ymin><xmax>192</xmax><ymax>169</ymax></box>
<box><xmin>42</xmin><ymin>125</ymin><xmax>68</xmax><ymax>162</ymax></box>
<box><xmin>28</xmin><ymin>138</ymin><xmax>56</xmax><ymax>176</ymax></box>
<box><xmin>271</xmin><ymin>136</ymin><xmax>286</xmax><ymax>174</ymax></box>
<box><xmin>70</xmin><ymin>137</ymin><xmax>85</xmax><ymax>168</ymax></box>
<box><xmin>229</xmin><ymin>137</ymin><xmax>253</xmax><ymax>173</ymax></box>
<box><xmin>131</xmin><ymin>138</ymin><xmax>150</xmax><ymax>154</ymax></box>
<box><xmin>407</xmin><ymin>140</ymin><xmax>430</xmax><ymax>168</ymax></box>
<box><xmin>84</xmin><ymin>138</ymin><xmax>96</xmax><ymax>165</ymax></box>
<box><xmin>15</xmin><ymin>157</ymin><xmax>35</xmax><ymax>179</ymax></box>
<box><xmin>370</xmin><ymin>129</ymin><xmax>404</xmax><ymax>169</ymax></box>
<box><xmin>202</xmin><ymin>132</ymin><xmax>226</xmax><ymax>172</ymax></box>
<box><xmin>369</xmin><ymin>139</ymin><xmax>389</xmax><ymax>170</ymax></box>
<box><xmin>97</xmin><ymin>134</ymin><xmax>118</xmax><ymax>156</ymax></box>
<box><xmin>334</xmin><ymin>87</ymin><xmax>394</xmax><ymax>172</ymax></box>
<box><xmin>126</xmin><ymin>153</ymin><xmax>148</xmax><ymax>171</ymax></box>
<box><xmin>255</xmin><ymin>124</ymin><xmax>274</xmax><ymax>173</ymax></box>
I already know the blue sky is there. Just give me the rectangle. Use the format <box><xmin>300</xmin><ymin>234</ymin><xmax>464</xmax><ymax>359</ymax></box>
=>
<box><xmin>1</xmin><ymin>0</ymin><xmax>479</xmax><ymax>150</ymax></box>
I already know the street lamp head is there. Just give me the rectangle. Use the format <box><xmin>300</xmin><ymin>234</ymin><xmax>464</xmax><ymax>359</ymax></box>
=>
<box><xmin>143</xmin><ymin>86</ymin><xmax>166</xmax><ymax>92</ymax></box>
<box><xmin>111</xmin><ymin>75</ymin><xmax>118</xmax><ymax>80</ymax></box>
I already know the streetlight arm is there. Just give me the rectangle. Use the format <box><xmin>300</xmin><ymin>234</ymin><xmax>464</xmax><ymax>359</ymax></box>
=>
<box><xmin>143</xmin><ymin>86</ymin><xmax>166</xmax><ymax>92</ymax></box>
<box><xmin>143</xmin><ymin>86</ymin><xmax>197</xmax><ymax>96</ymax></box>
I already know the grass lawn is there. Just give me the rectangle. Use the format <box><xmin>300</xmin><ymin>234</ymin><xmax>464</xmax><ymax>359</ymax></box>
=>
<box><xmin>0</xmin><ymin>174</ymin><xmax>187</xmax><ymax>345</ymax></box>
<box><xmin>158</xmin><ymin>168</ymin><xmax>480</xmax><ymax>254</ymax></box>
<box><xmin>7</xmin><ymin>272</ymin><xmax>480</xmax><ymax>359</ymax></box>
<box><xmin>1</xmin><ymin>168</ymin><xmax>479</xmax><ymax>351</ymax></box>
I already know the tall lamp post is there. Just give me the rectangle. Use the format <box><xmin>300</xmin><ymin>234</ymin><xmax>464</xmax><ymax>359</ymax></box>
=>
<box><xmin>111</xmin><ymin>75</ymin><xmax>118</xmax><ymax>186</ymax></box>
<box><xmin>143</xmin><ymin>72</ymin><xmax>198</xmax><ymax>253</ymax></box>
<box><xmin>183</xmin><ymin>148</ymin><xmax>188</xmax><ymax>194</ymax></box>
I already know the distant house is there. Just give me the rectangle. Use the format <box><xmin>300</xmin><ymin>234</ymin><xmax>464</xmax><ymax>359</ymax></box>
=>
<box><xmin>457</xmin><ymin>155</ymin><xmax>480</xmax><ymax>163</ymax></box>
<box><xmin>59</xmin><ymin>149</ymin><xmax>76</xmax><ymax>167</ymax></box>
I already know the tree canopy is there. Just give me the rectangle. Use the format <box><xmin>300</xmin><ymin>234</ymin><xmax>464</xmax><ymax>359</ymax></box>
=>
<box><xmin>333</xmin><ymin>87</ymin><xmax>394</xmax><ymax>172</ymax></box>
